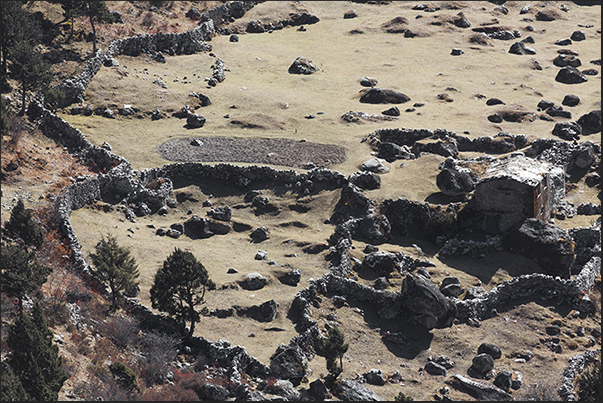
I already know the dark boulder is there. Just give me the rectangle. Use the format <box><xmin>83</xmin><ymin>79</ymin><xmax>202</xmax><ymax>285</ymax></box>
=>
<box><xmin>269</xmin><ymin>344</ymin><xmax>308</xmax><ymax>386</ymax></box>
<box><xmin>562</xmin><ymin>94</ymin><xmax>580</xmax><ymax>107</ymax></box>
<box><xmin>555</xmin><ymin>67</ymin><xmax>588</xmax><ymax>84</ymax></box>
<box><xmin>332</xmin><ymin>379</ymin><xmax>383</xmax><ymax>401</ymax></box>
<box><xmin>348</xmin><ymin>171</ymin><xmax>381</xmax><ymax>190</ymax></box>
<box><xmin>577</xmin><ymin>110</ymin><xmax>601</xmax><ymax>135</ymax></box>
<box><xmin>471</xmin><ymin>353</ymin><xmax>495</xmax><ymax>375</ymax></box>
<box><xmin>288</xmin><ymin>56</ymin><xmax>319</xmax><ymax>74</ymax></box>
<box><xmin>240</xmin><ymin>272</ymin><xmax>267</xmax><ymax>290</ymax></box>
<box><xmin>237</xmin><ymin>299</ymin><xmax>278</xmax><ymax>322</ymax></box>
<box><xmin>453</xmin><ymin>12</ymin><xmax>471</xmax><ymax>28</ymax></box>
<box><xmin>570</xmin><ymin>30</ymin><xmax>586</xmax><ymax>41</ymax></box>
<box><xmin>246</xmin><ymin>20</ymin><xmax>265</xmax><ymax>33</ymax></box>
<box><xmin>400</xmin><ymin>273</ymin><xmax>457</xmax><ymax>329</ymax></box>
<box><xmin>382</xmin><ymin>106</ymin><xmax>401</xmax><ymax>116</ymax></box>
<box><xmin>425</xmin><ymin>361</ymin><xmax>447</xmax><ymax>376</ymax></box>
<box><xmin>553</xmin><ymin>54</ymin><xmax>581</xmax><ymax>68</ymax></box>
<box><xmin>360</xmin><ymin>88</ymin><xmax>411</xmax><ymax>104</ymax></box>
<box><xmin>186</xmin><ymin>114</ymin><xmax>206</xmax><ymax>128</ymax></box>
<box><xmin>377</xmin><ymin>142</ymin><xmax>413</xmax><ymax>162</ymax></box>
<box><xmin>207</xmin><ymin>205</ymin><xmax>232</xmax><ymax>221</ymax></box>
<box><xmin>478</xmin><ymin>342</ymin><xmax>502</xmax><ymax>359</ymax></box>
<box><xmin>508</xmin><ymin>42</ymin><xmax>536</xmax><ymax>55</ymax></box>
<box><xmin>436</xmin><ymin>167</ymin><xmax>476</xmax><ymax>197</ymax></box>
<box><xmin>494</xmin><ymin>370</ymin><xmax>513</xmax><ymax>392</ymax></box>
<box><xmin>535</xmin><ymin>9</ymin><xmax>560</xmax><ymax>21</ymax></box>
<box><xmin>277</xmin><ymin>268</ymin><xmax>302</xmax><ymax>286</ymax></box>
<box><xmin>363</xmin><ymin>251</ymin><xmax>409</xmax><ymax>275</ymax></box>
<box><xmin>439</xmin><ymin>276</ymin><xmax>464</xmax><ymax>298</ymax></box>
<box><xmin>503</xmin><ymin>218</ymin><xmax>575</xmax><ymax>278</ymax></box>
<box><xmin>360</xmin><ymin>76</ymin><xmax>378</xmax><ymax>87</ymax></box>
<box><xmin>486</xmin><ymin>98</ymin><xmax>505</xmax><ymax>106</ymax></box>
<box><xmin>250</xmin><ymin>226</ymin><xmax>270</xmax><ymax>242</ymax></box>
<box><xmin>552</xmin><ymin>121</ymin><xmax>582</xmax><ymax>140</ymax></box>
<box><xmin>184</xmin><ymin>215</ymin><xmax>231</xmax><ymax>238</ymax></box>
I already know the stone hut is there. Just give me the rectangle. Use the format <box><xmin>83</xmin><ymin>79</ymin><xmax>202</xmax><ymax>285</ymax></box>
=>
<box><xmin>472</xmin><ymin>155</ymin><xmax>564</xmax><ymax>232</ymax></box>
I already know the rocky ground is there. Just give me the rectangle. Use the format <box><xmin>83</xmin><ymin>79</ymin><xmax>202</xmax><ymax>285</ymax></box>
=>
<box><xmin>1</xmin><ymin>1</ymin><xmax>601</xmax><ymax>402</ymax></box>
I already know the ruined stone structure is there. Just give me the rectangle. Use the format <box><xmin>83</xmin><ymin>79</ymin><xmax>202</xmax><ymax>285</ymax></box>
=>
<box><xmin>473</xmin><ymin>155</ymin><xmax>565</xmax><ymax>232</ymax></box>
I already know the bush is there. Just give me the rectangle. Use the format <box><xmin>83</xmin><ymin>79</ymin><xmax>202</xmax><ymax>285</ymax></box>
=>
<box><xmin>395</xmin><ymin>391</ymin><xmax>414</xmax><ymax>401</ymax></box>
<box><xmin>5</xmin><ymin>199</ymin><xmax>44</xmax><ymax>248</ymax></box>
<box><xmin>109</xmin><ymin>362</ymin><xmax>141</xmax><ymax>393</ymax></box>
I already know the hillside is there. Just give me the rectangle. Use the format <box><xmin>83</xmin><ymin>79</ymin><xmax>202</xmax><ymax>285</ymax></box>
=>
<box><xmin>1</xmin><ymin>1</ymin><xmax>601</xmax><ymax>401</ymax></box>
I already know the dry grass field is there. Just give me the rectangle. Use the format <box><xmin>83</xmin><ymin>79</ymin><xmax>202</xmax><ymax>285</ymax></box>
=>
<box><xmin>49</xmin><ymin>1</ymin><xmax>601</xmax><ymax>400</ymax></box>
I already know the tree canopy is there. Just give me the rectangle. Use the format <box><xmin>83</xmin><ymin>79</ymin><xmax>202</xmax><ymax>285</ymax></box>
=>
<box><xmin>5</xmin><ymin>199</ymin><xmax>44</xmax><ymax>249</ymax></box>
<box><xmin>150</xmin><ymin>248</ymin><xmax>215</xmax><ymax>340</ymax></box>
<box><xmin>314</xmin><ymin>325</ymin><xmax>349</xmax><ymax>382</ymax></box>
<box><xmin>6</xmin><ymin>303</ymin><xmax>69</xmax><ymax>401</ymax></box>
<box><xmin>89</xmin><ymin>233</ymin><xmax>139</xmax><ymax>311</ymax></box>
<box><xmin>1</xmin><ymin>242</ymin><xmax>52</xmax><ymax>312</ymax></box>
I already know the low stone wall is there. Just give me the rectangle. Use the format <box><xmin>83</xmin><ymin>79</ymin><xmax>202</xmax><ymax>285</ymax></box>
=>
<box><xmin>53</xmin><ymin>1</ymin><xmax>258</xmax><ymax>107</ymax></box>
<box><xmin>558</xmin><ymin>349</ymin><xmax>601</xmax><ymax>401</ymax></box>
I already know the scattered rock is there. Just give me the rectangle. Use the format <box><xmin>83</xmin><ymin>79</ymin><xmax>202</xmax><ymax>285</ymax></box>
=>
<box><xmin>270</xmin><ymin>344</ymin><xmax>308</xmax><ymax>386</ymax></box>
<box><xmin>344</xmin><ymin>10</ymin><xmax>358</xmax><ymax>19</ymax></box>
<box><xmin>361</xmin><ymin>158</ymin><xmax>389</xmax><ymax>173</ymax></box>
<box><xmin>425</xmin><ymin>361</ymin><xmax>447</xmax><ymax>376</ymax></box>
<box><xmin>478</xmin><ymin>342</ymin><xmax>502</xmax><ymax>359</ymax></box>
<box><xmin>250</xmin><ymin>226</ymin><xmax>270</xmax><ymax>242</ymax></box>
<box><xmin>332</xmin><ymin>379</ymin><xmax>383</xmax><ymax>401</ymax></box>
<box><xmin>360</xmin><ymin>88</ymin><xmax>411</xmax><ymax>104</ymax></box>
<box><xmin>471</xmin><ymin>353</ymin><xmax>495</xmax><ymax>375</ymax></box>
<box><xmin>237</xmin><ymin>299</ymin><xmax>278</xmax><ymax>322</ymax></box>
<box><xmin>240</xmin><ymin>272</ymin><xmax>267</xmax><ymax>290</ymax></box>
<box><xmin>451</xmin><ymin>48</ymin><xmax>464</xmax><ymax>56</ymax></box>
<box><xmin>348</xmin><ymin>171</ymin><xmax>381</xmax><ymax>190</ymax></box>
<box><xmin>277</xmin><ymin>268</ymin><xmax>302</xmax><ymax>286</ymax></box>
<box><xmin>508</xmin><ymin>41</ymin><xmax>536</xmax><ymax>55</ymax></box>
<box><xmin>186</xmin><ymin>114</ymin><xmax>206</xmax><ymax>128</ymax></box>
<box><xmin>562</xmin><ymin>94</ymin><xmax>580</xmax><ymax>107</ymax></box>
<box><xmin>360</xmin><ymin>76</ymin><xmax>378</xmax><ymax>87</ymax></box>
<box><xmin>288</xmin><ymin>56</ymin><xmax>319</xmax><ymax>74</ymax></box>
<box><xmin>364</xmin><ymin>368</ymin><xmax>387</xmax><ymax>385</ymax></box>
<box><xmin>577</xmin><ymin>110</ymin><xmax>601</xmax><ymax>134</ymax></box>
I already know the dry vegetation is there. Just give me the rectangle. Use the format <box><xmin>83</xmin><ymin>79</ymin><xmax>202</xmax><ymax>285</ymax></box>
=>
<box><xmin>1</xmin><ymin>1</ymin><xmax>601</xmax><ymax>401</ymax></box>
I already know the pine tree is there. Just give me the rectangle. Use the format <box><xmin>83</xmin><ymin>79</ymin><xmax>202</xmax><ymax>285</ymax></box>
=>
<box><xmin>150</xmin><ymin>248</ymin><xmax>215</xmax><ymax>340</ymax></box>
<box><xmin>315</xmin><ymin>325</ymin><xmax>349</xmax><ymax>382</ymax></box>
<box><xmin>1</xmin><ymin>242</ymin><xmax>52</xmax><ymax>312</ymax></box>
<box><xmin>89</xmin><ymin>233</ymin><xmax>139</xmax><ymax>311</ymax></box>
<box><xmin>0</xmin><ymin>361</ymin><xmax>31</xmax><ymax>401</ymax></box>
<box><xmin>6</xmin><ymin>303</ymin><xmax>69</xmax><ymax>401</ymax></box>
<box><xmin>5</xmin><ymin>199</ymin><xmax>44</xmax><ymax>249</ymax></box>
<box><xmin>72</xmin><ymin>1</ymin><xmax>115</xmax><ymax>54</ymax></box>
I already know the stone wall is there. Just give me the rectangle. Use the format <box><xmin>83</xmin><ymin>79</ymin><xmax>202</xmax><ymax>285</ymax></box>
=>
<box><xmin>558</xmin><ymin>348</ymin><xmax>601</xmax><ymax>401</ymax></box>
<box><xmin>52</xmin><ymin>1</ymin><xmax>258</xmax><ymax>107</ymax></box>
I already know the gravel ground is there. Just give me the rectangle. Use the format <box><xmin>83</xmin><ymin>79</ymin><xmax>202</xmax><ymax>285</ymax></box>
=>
<box><xmin>157</xmin><ymin>137</ymin><xmax>346</xmax><ymax>169</ymax></box>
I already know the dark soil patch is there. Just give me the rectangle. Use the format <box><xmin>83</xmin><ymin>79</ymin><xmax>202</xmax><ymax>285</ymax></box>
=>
<box><xmin>157</xmin><ymin>137</ymin><xmax>346</xmax><ymax>169</ymax></box>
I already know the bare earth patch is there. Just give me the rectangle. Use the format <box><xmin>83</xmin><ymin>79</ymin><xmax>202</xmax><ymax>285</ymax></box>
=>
<box><xmin>157</xmin><ymin>136</ymin><xmax>346</xmax><ymax>169</ymax></box>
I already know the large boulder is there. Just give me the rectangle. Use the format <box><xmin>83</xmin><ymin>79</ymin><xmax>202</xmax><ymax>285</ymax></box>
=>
<box><xmin>436</xmin><ymin>168</ymin><xmax>475</xmax><ymax>197</ymax></box>
<box><xmin>552</xmin><ymin>121</ymin><xmax>582</xmax><ymax>140</ymax></box>
<box><xmin>236</xmin><ymin>299</ymin><xmax>278</xmax><ymax>322</ymax></box>
<box><xmin>555</xmin><ymin>67</ymin><xmax>588</xmax><ymax>84</ymax></box>
<box><xmin>184</xmin><ymin>215</ymin><xmax>230</xmax><ymax>238</ymax></box>
<box><xmin>577</xmin><ymin>110</ymin><xmax>601</xmax><ymax>135</ymax></box>
<box><xmin>400</xmin><ymin>273</ymin><xmax>457</xmax><ymax>329</ymax></box>
<box><xmin>348</xmin><ymin>171</ymin><xmax>381</xmax><ymax>190</ymax></box>
<box><xmin>186</xmin><ymin>114</ymin><xmax>206</xmax><ymax>128</ymax></box>
<box><xmin>240</xmin><ymin>272</ymin><xmax>267</xmax><ymax>290</ymax></box>
<box><xmin>332</xmin><ymin>379</ymin><xmax>383</xmax><ymax>401</ymax></box>
<box><xmin>508</xmin><ymin>42</ymin><xmax>536</xmax><ymax>55</ymax></box>
<box><xmin>378</xmin><ymin>142</ymin><xmax>414</xmax><ymax>162</ymax></box>
<box><xmin>269</xmin><ymin>344</ymin><xmax>308</xmax><ymax>386</ymax></box>
<box><xmin>288</xmin><ymin>56</ymin><xmax>319</xmax><ymax>74</ymax></box>
<box><xmin>503</xmin><ymin>218</ymin><xmax>575</xmax><ymax>278</ymax></box>
<box><xmin>360</xmin><ymin>88</ymin><xmax>411</xmax><ymax>104</ymax></box>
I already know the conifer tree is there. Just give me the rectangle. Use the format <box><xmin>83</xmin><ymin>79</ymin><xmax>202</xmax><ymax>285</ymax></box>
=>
<box><xmin>6</xmin><ymin>303</ymin><xmax>69</xmax><ymax>401</ymax></box>
<box><xmin>72</xmin><ymin>1</ymin><xmax>114</xmax><ymax>54</ymax></box>
<box><xmin>5</xmin><ymin>199</ymin><xmax>44</xmax><ymax>249</ymax></box>
<box><xmin>89</xmin><ymin>233</ymin><xmax>139</xmax><ymax>311</ymax></box>
<box><xmin>0</xmin><ymin>361</ymin><xmax>31</xmax><ymax>401</ymax></box>
<box><xmin>150</xmin><ymin>248</ymin><xmax>215</xmax><ymax>340</ymax></box>
<box><xmin>315</xmin><ymin>325</ymin><xmax>349</xmax><ymax>382</ymax></box>
<box><xmin>1</xmin><ymin>242</ymin><xmax>51</xmax><ymax>312</ymax></box>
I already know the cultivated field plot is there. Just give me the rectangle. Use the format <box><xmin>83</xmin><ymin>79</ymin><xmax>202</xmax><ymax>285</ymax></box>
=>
<box><xmin>64</xmin><ymin>1</ymin><xmax>600</xmax><ymax>401</ymax></box>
